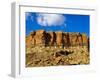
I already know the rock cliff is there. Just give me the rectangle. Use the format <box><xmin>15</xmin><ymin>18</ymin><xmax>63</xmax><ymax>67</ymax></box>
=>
<box><xmin>26</xmin><ymin>30</ymin><xmax>89</xmax><ymax>48</ymax></box>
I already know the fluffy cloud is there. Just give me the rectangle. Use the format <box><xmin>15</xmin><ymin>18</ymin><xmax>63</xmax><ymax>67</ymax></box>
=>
<box><xmin>36</xmin><ymin>13</ymin><xmax>66</xmax><ymax>26</ymax></box>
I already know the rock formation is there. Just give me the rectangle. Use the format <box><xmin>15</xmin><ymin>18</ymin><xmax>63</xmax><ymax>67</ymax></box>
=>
<box><xmin>47</xmin><ymin>32</ymin><xmax>56</xmax><ymax>46</ymax></box>
<box><xmin>55</xmin><ymin>31</ymin><xmax>63</xmax><ymax>47</ymax></box>
<box><xmin>26</xmin><ymin>30</ymin><xmax>89</xmax><ymax>48</ymax></box>
<box><xmin>26</xmin><ymin>30</ymin><xmax>90</xmax><ymax>67</ymax></box>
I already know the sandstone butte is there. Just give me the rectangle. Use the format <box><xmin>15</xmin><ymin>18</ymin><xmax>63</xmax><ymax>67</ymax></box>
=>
<box><xmin>26</xmin><ymin>30</ymin><xmax>89</xmax><ymax>49</ymax></box>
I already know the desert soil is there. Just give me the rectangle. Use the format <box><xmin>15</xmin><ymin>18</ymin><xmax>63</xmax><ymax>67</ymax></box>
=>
<box><xmin>26</xmin><ymin>46</ymin><xmax>89</xmax><ymax>67</ymax></box>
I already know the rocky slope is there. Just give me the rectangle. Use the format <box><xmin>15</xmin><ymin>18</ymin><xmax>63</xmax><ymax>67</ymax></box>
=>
<box><xmin>26</xmin><ymin>30</ymin><xmax>89</xmax><ymax>67</ymax></box>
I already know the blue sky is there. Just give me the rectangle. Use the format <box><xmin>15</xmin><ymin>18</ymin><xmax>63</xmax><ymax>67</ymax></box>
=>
<box><xmin>26</xmin><ymin>12</ymin><xmax>90</xmax><ymax>37</ymax></box>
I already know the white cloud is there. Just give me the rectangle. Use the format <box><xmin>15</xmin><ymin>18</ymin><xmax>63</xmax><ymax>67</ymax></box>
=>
<box><xmin>36</xmin><ymin>13</ymin><xmax>66</xmax><ymax>26</ymax></box>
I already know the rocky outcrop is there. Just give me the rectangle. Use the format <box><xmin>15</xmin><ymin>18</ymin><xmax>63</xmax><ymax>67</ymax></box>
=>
<box><xmin>56</xmin><ymin>31</ymin><xmax>63</xmax><ymax>47</ymax></box>
<box><xmin>82</xmin><ymin>33</ymin><xmax>88</xmax><ymax>45</ymax></box>
<box><xmin>68</xmin><ymin>33</ymin><xmax>81</xmax><ymax>46</ymax></box>
<box><xmin>26</xmin><ymin>30</ymin><xmax>89</xmax><ymax>48</ymax></box>
<box><xmin>34</xmin><ymin>30</ymin><xmax>46</xmax><ymax>46</ymax></box>
<box><xmin>63</xmin><ymin>33</ymin><xmax>70</xmax><ymax>47</ymax></box>
<box><xmin>47</xmin><ymin>32</ymin><xmax>56</xmax><ymax>46</ymax></box>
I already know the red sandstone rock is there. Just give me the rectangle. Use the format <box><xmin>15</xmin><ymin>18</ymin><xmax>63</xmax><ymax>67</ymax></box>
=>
<box><xmin>56</xmin><ymin>31</ymin><xmax>63</xmax><ymax>47</ymax></box>
<box><xmin>26</xmin><ymin>30</ymin><xmax>89</xmax><ymax>48</ymax></box>
<box><xmin>34</xmin><ymin>30</ymin><xmax>46</xmax><ymax>46</ymax></box>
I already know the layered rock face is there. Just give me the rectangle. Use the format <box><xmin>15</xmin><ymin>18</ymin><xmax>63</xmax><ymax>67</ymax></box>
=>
<box><xmin>46</xmin><ymin>32</ymin><xmax>56</xmax><ymax>46</ymax></box>
<box><xmin>26</xmin><ymin>30</ymin><xmax>89</xmax><ymax>48</ymax></box>
<box><xmin>34</xmin><ymin>30</ymin><xmax>46</xmax><ymax>46</ymax></box>
<box><xmin>56</xmin><ymin>32</ymin><xmax>63</xmax><ymax>47</ymax></box>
